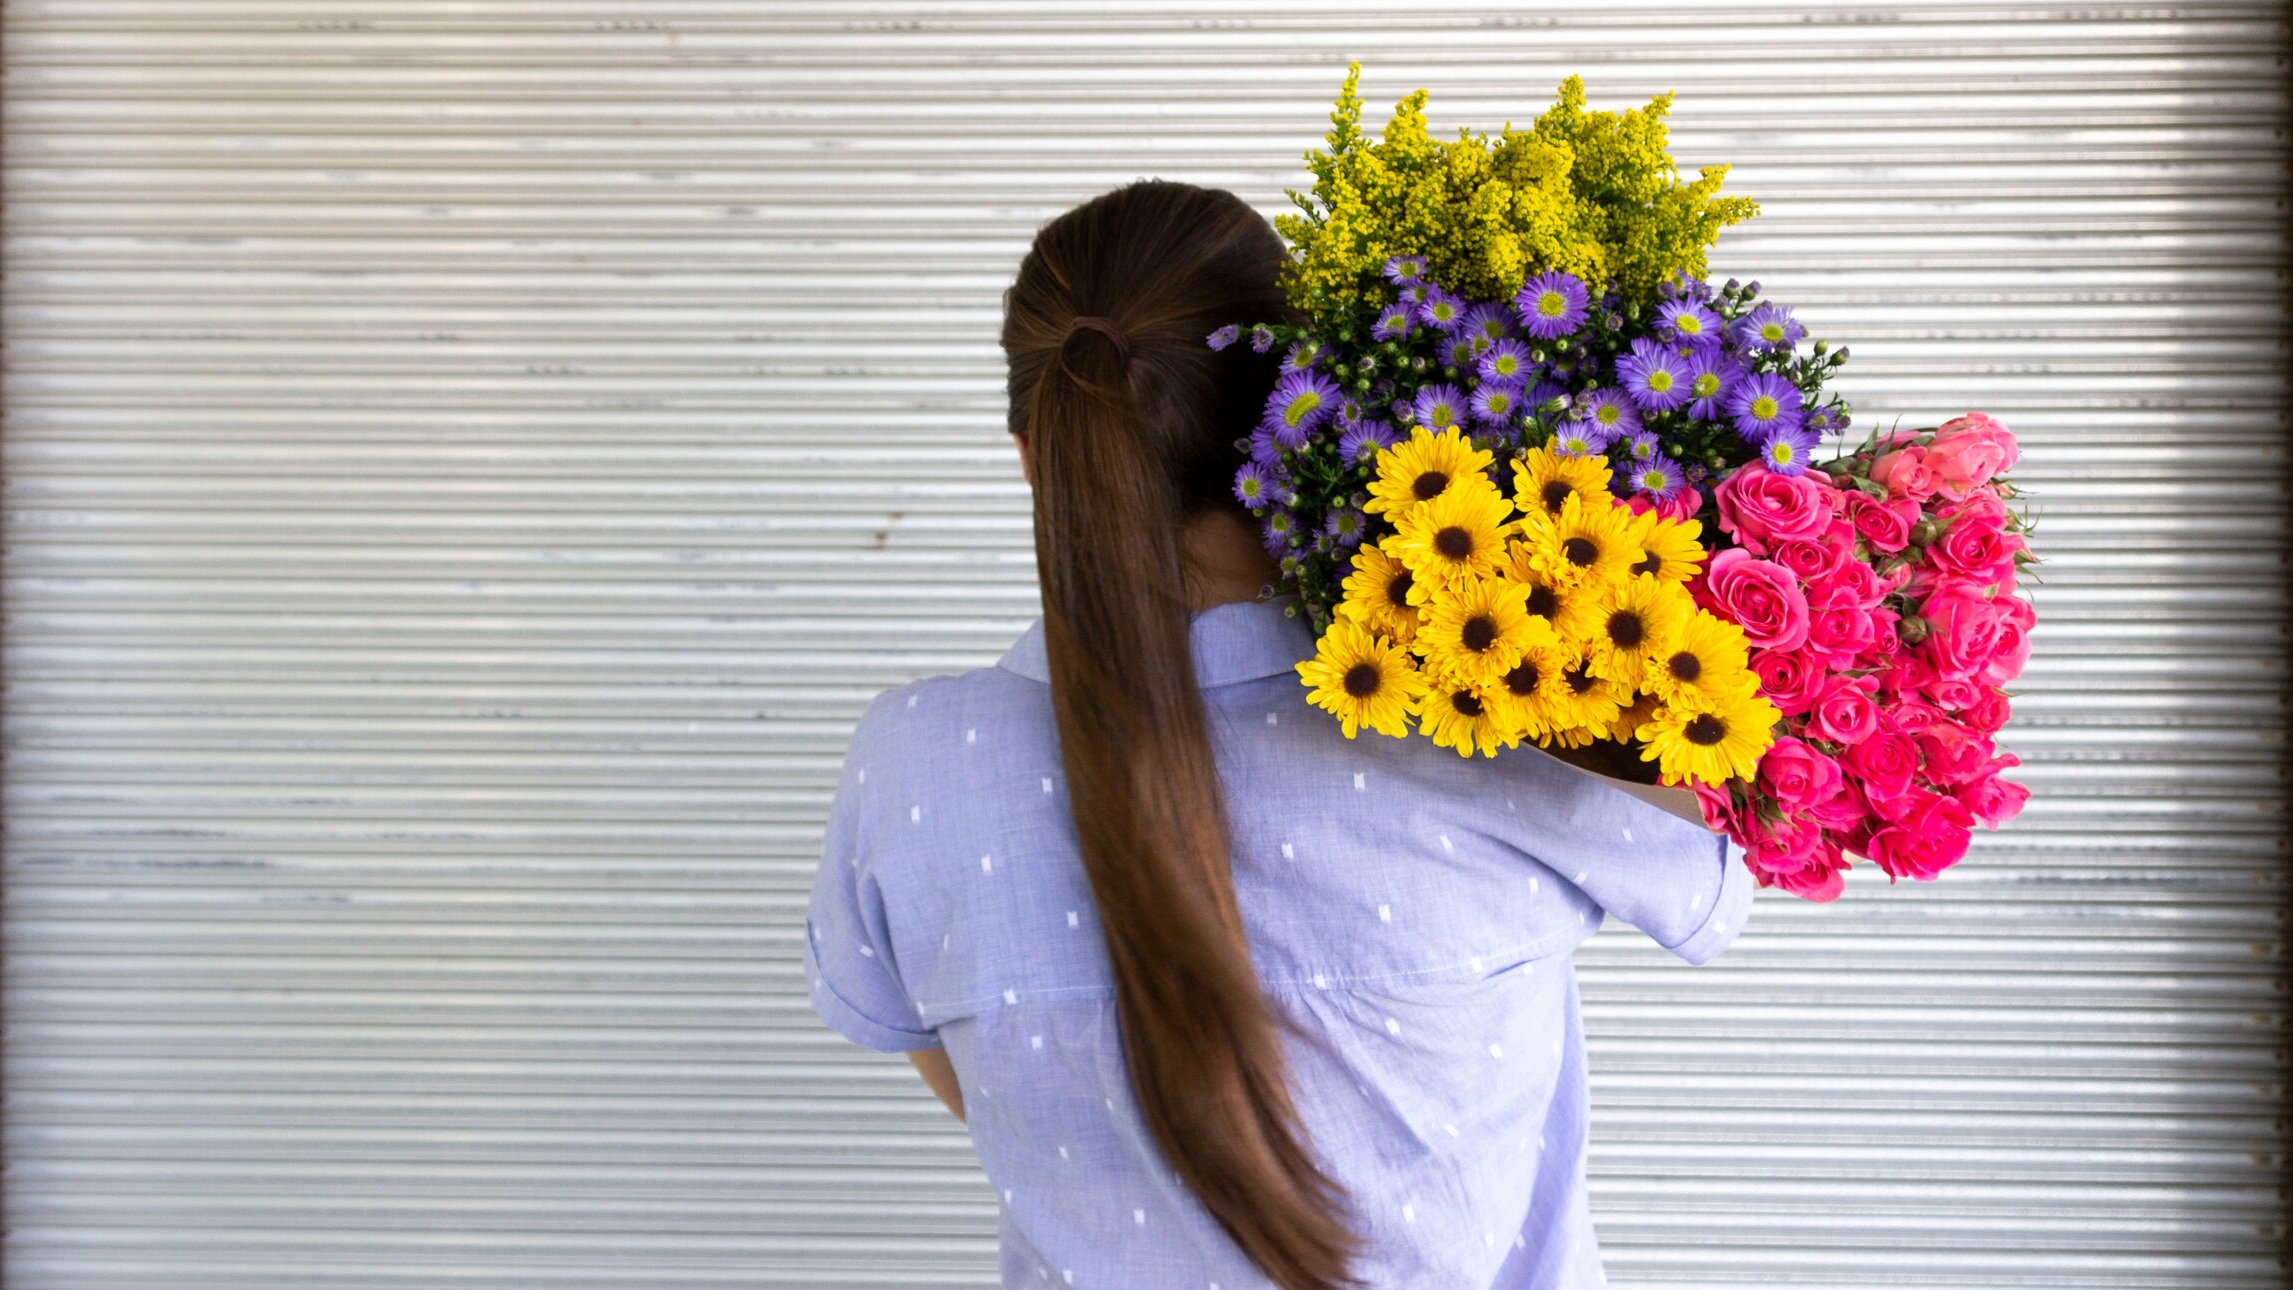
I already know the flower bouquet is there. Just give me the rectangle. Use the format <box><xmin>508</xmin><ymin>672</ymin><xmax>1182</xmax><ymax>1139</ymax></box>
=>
<box><xmin>1224</xmin><ymin>67</ymin><xmax>2038</xmax><ymax>901</ymax></box>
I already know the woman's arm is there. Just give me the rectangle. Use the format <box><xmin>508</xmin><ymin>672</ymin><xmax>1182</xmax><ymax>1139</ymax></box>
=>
<box><xmin>907</xmin><ymin>1049</ymin><xmax>966</xmax><ymax>1123</ymax></box>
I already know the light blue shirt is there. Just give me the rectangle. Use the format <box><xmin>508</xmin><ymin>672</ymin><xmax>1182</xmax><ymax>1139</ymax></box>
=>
<box><xmin>805</xmin><ymin>592</ymin><xmax>1754</xmax><ymax>1289</ymax></box>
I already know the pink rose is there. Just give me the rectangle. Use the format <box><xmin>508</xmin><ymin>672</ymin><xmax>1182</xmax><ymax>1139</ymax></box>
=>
<box><xmin>1701</xmin><ymin>548</ymin><xmax>1811</xmax><ymax>653</ymax></box>
<box><xmin>1770</xmin><ymin>535</ymin><xmax>1846</xmax><ymax>583</ymax></box>
<box><xmin>1930</xmin><ymin>494</ymin><xmax>2020</xmax><ymax>585</ymax></box>
<box><xmin>1916</xmin><ymin>722</ymin><xmax>1993</xmax><ymax>786</ymax></box>
<box><xmin>1927</xmin><ymin>411</ymin><xmax>2019</xmax><ymax>500</ymax></box>
<box><xmin>1843</xmin><ymin>729</ymin><xmax>1920</xmax><ymax>806</ymax></box>
<box><xmin>1743</xmin><ymin>813</ymin><xmax>1849</xmax><ymax>902</ymax></box>
<box><xmin>1917</xmin><ymin>582</ymin><xmax>2008</xmax><ymax>681</ymax></box>
<box><xmin>1879</xmin><ymin>646</ymin><xmax>1937</xmax><ymax>698</ymax></box>
<box><xmin>1959</xmin><ymin>686</ymin><xmax>2011</xmax><ymax>734</ymax></box>
<box><xmin>1956</xmin><ymin>753</ymin><xmax>2031</xmax><ymax>829</ymax></box>
<box><xmin>1865</xmin><ymin>787</ymin><xmax>1975</xmax><ymax>880</ymax></box>
<box><xmin>1748</xmin><ymin>646</ymin><xmax>1824</xmax><ymax>717</ymax></box>
<box><xmin>1806</xmin><ymin>778</ymin><xmax>1869</xmax><ymax>832</ymax></box>
<box><xmin>1809</xmin><ymin>672</ymin><xmax>1882</xmax><ymax>746</ymax></box>
<box><xmin>1978</xmin><ymin>594</ymin><xmax>2035</xmax><ymax>686</ymax></box>
<box><xmin>1869</xmin><ymin>445</ymin><xmax>1941</xmax><ymax>503</ymax></box>
<box><xmin>1715</xmin><ymin>461</ymin><xmax>1836</xmax><ymax>555</ymax></box>
<box><xmin>1886</xmin><ymin>696</ymin><xmax>1949</xmax><ymax>735</ymax></box>
<box><xmin>1757</xmin><ymin>736</ymin><xmax>1846</xmax><ymax>813</ymax></box>
<box><xmin>1843</xmin><ymin>489</ymin><xmax>1919</xmax><ymax>555</ymax></box>
<box><xmin>1926</xmin><ymin>674</ymin><xmax>1983</xmax><ymax>712</ymax></box>
<box><xmin>1804</xmin><ymin>604</ymin><xmax>1876</xmax><ymax>669</ymax></box>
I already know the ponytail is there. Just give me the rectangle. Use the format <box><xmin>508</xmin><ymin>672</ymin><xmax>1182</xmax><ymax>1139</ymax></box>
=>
<box><xmin>1002</xmin><ymin>181</ymin><xmax>1366</xmax><ymax>1290</ymax></box>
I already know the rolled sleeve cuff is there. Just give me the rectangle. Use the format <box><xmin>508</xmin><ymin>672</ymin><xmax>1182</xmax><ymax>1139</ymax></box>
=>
<box><xmin>803</xmin><ymin>931</ymin><xmax>943</xmax><ymax>1053</ymax></box>
<box><xmin>1655</xmin><ymin>832</ymin><xmax>1756</xmax><ymax>966</ymax></box>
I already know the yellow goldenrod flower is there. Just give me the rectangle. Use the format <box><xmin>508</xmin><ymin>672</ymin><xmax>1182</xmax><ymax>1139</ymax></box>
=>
<box><xmin>1296</xmin><ymin>618</ymin><xmax>1427</xmax><ymax>739</ymax></box>
<box><xmin>1365</xmin><ymin>425</ymin><xmax>1494</xmax><ymax>519</ymax></box>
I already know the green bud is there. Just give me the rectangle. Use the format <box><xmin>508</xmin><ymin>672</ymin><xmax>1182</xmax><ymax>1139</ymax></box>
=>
<box><xmin>1909</xmin><ymin>517</ymin><xmax>1943</xmax><ymax>546</ymax></box>
<box><xmin>1896</xmin><ymin>615</ymin><xmax>1931</xmax><ymax>646</ymax></box>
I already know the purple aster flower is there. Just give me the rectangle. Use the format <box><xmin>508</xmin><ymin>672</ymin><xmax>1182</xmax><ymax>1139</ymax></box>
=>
<box><xmin>1576</xmin><ymin>387</ymin><xmax>1644</xmax><ymax>439</ymax></box>
<box><xmin>1206</xmin><ymin>323</ymin><xmax>1241</xmax><ymax>351</ymax></box>
<box><xmin>1444</xmin><ymin>334</ymin><xmax>1483</xmax><ymax>369</ymax></box>
<box><xmin>1247</xmin><ymin>421</ymin><xmax>1284</xmax><ymax>465</ymax></box>
<box><xmin>1755</xmin><ymin>422</ymin><xmax>1824</xmax><ymax>475</ymax></box>
<box><xmin>1726</xmin><ymin>370</ymin><xmax>1806</xmax><ymax>441</ymax></box>
<box><xmin>1333</xmin><ymin>395</ymin><xmax>1365</xmax><ymax>428</ymax></box>
<box><xmin>1549</xmin><ymin>424</ymin><xmax>1605</xmax><ymax>458</ymax></box>
<box><xmin>1460</xmin><ymin>302</ymin><xmax>1512</xmax><ymax>346</ymax></box>
<box><xmin>1470</xmin><ymin>383</ymin><xmax>1522</xmax><ymax>428</ymax></box>
<box><xmin>1280</xmin><ymin>339</ymin><xmax>1324</xmax><ymax>375</ymax></box>
<box><xmin>1410</xmin><ymin>383</ymin><xmax>1469</xmax><ymax>432</ymax></box>
<box><xmin>1514</xmin><ymin>271</ymin><xmax>1589</xmax><ymax>339</ymax></box>
<box><xmin>1232</xmin><ymin>460</ymin><xmax>1273</xmax><ymax>507</ymax></box>
<box><xmin>1264</xmin><ymin>369</ymin><xmax>1342</xmax><ymax>447</ymax></box>
<box><xmin>1338</xmin><ymin>418</ymin><xmax>1401</xmax><ymax>465</ymax></box>
<box><xmin>1417</xmin><ymin>287</ymin><xmax>1468</xmax><ymax>332</ymax></box>
<box><xmin>1372</xmin><ymin>302</ymin><xmax>1417</xmax><ymax>342</ymax></box>
<box><xmin>1382</xmin><ymin>253</ymin><xmax>1429</xmax><ymax>284</ymax></box>
<box><xmin>1627</xmin><ymin>454</ymin><xmax>1688</xmax><ymax>501</ymax></box>
<box><xmin>1396</xmin><ymin>282</ymin><xmax>1427</xmax><ymax>308</ymax></box>
<box><xmin>1248</xmin><ymin>324</ymin><xmax>1276</xmax><ymax>354</ymax></box>
<box><xmin>1618</xmin><ymin>429</ymin><xmax>1661</xmax><ymax>463</ymax></box>
<box><xmin>1476</xmin><ymin>338</ymin><xmax>1534</xmax><ymax>386</ymax></box>
<box><xmin>1684</xmin><ymin>348</ymin><xmax>1741</xmax><ymax>422</ymax></box>
<box><xmin>1806</xmin><ymin>403</ymin><xmax>1839</xmax><ymax>435</ymax></box>
<box><xmin>1261</xmin><ymin>509</ymin><xmax>1299</xmax><ymax>559</ymax></box>
<box><xmin>1617</xmin><ymin>337</ymin><xmax>1694</xmax><ymax>413</ymax></box>
<box><xmin>1322</xmin><ymin>505</ymin><xmax>1369</xmax><ymax>549</ymax></box>
<box><xmin>1734</xmin><ymin>303</ymin><xmax>1804</xmax><ymax>352</ymax></box>
<box><xmin>1658</xmin><ymin>299</ymin><xmax>1723</xmax><ymax>348</ymax></box>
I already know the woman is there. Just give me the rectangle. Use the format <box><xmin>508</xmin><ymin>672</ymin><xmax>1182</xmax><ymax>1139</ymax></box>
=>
<box><xmin>803</xmin><ymin>180</ymin><xmax>1752</xmax><ymax>1290</ymax></box>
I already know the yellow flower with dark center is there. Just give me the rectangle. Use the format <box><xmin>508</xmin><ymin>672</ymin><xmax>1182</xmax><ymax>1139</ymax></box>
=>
<box><xmin>1414</xmin><ymin>575</ymin><xmax>1559</xmax><ymax>690</ymax></box>
<box><xmin>1387</xmin><ymin>474</ymin><xmax>1514</xmax><ymax>589</ymax></box>
<box><xmin>1642</xmin><ymin>610</ymin><xmax>1762</xmax><ymax>711</ymax></box>
<box><xmin>1609</xmin><ymin>690</ymin><xmax>1665</xmax><ymax>744</ymax></box>
<box><xmin>1519</xmin><ymin>489</ymin><xmax>1645</xmax><ymax>588</ymax></box>
<box><xmin>1365</xmin><ymin>425</ymin><xmax>1495</xmax><ymax>519</ymax></box>
<box><xmin>1296</xmin><ymin>618</ymin><xmax>1427</xmax><ymax>739</ymax></box>
<box><xmin>1621</xmin><ymin>509</ymin><xmax>1709</xmax><ymax>585</ymax></box>
<box><xmin>1488</xmin><ymin>640</ymin><xmax>1570</xmax><ymax>744</ymax></box>
<box><xmin>1416</xmin><ymin>662</ymin><xmax>1511</xmax><ymax>758</ymax></box>
<box><xmin>1494</xmin><ymin>540</ymin><xmax>1578</xmax><ymax>627</ymax></box>
<box><xmin>1540</xmin><ymin>643</ymin><xmax>1633</xmax><ymax>744</ymax></box>
<box><xmin>1560</xmin><ymin>573</ymin><xmax>1694</xmax><ymax>686</ymax></box>
<box><xmin>1510</xmin><ymin>443</ymin><xmax>1613</xmax><ymax>522</ymax></box>
<box><xmin>1337</xmin><ymin>542</ymin><xmax>1424</xmax><ymax>647</ymax></box>
<box><xmin>1639</xmin><ymin>687</ymin><xmax>1783</xmax><ymax>785</ymax></box>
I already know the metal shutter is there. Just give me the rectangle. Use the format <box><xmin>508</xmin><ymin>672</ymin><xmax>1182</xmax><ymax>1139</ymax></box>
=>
<box><xmin>3</xmin><ymin>4</ymin><xmax>2284</xmax><ymax>1287</ymax></box>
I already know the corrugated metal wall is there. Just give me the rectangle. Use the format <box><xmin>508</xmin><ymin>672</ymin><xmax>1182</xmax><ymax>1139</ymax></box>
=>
<box><xmin>3</xmin><ymin>4</ymin><xmax>2286</xmax><ymax>1287</ymax></box>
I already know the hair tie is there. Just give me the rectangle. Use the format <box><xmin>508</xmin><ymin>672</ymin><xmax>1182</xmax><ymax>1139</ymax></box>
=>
<box><xmin>1064</xmin><ymin>314</ymin><xmax>1131</xmax><ymax>368</ymax></box>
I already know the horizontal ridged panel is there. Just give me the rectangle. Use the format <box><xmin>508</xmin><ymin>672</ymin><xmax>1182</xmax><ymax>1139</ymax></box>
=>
<box><xmin>3</xmin><ymin>4</ymin><xmax>2286</xmax><ymax>1288</ymax></box>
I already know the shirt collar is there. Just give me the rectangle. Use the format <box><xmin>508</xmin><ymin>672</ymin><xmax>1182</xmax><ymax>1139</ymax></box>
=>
<box><xmin>996</xmin><ymin>592</ymin><xmax>1316</xmax><ymax>688</ymax></box>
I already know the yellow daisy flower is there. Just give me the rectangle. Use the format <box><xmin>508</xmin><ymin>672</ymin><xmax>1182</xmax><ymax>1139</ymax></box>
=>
<box><xmin>1413</xmin><ymin>575</ymin><xmax>1559</xmax><ymax>690</ymax></box>
<box><xmin>1542</xmin><ymin>644</ymin><xmax>1633</xmax><ymax>744</ymax></box>
<box><xmin>1519</xmin><ymin>489</ymin><xmax>1646</xmax><ymax>589</ymax></box>
<box><xmin>1386</xmin><ymin>474</ymin><xmax>1514</xmax><ymax>589</ymax></box>
<box><xmin>1337</xmin><ymin>543</ymin><xmax>1423</xmax><ymax>647</ymax></box>
<box><xmin>1510</xmin><ymin>443</ymin><xmax>1614</xmax><ymax>522</ymax></box>
<box><xmin>1562</xmin><ymin>573</ymin><xmax>1695</xmax><ymax>686</ymax></box>
<box><xmin>1638</xmin><ymin>688</ymin><xmax>1783</xmax><ymax>786</ymax></box>
<box><xmin>1416</xmin><ymin>663</ymin><xmax>1511</xmax><ymax>759</ymax></box>
<box><xmin>1365</xmin><ymin>424</ymin><xmax>1495</xmax><ymax>519</ymax></box>
<box><xmin>1641</xmin><ymin>610</ymin><xmax>1763</xmax><ymax>711</ymax></box>
<box><xmin>1488</xmin><ymin>640</ymin><xmax>1570</xmax><ymax>745</ymax></box>
<box><xmin>1621</xmin><ymin>509</ymin><xmax>1709</xmax><ymax>585</ymax></box>
<box><xmin>1609</xmin><ymin>690</ymin><xmax>1665</xmax><ymax>744</ymax></box>
<box><xmin>1296</xmin><ymin>618</ymin><xmax>1427</xmax><ymax>739</ymax></box>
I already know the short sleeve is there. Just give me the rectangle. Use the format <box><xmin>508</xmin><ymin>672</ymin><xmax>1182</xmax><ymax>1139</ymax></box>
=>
<box><xmin>803</xmin><ymin>693</ymin><xmax>944</xmax><ymax>1053</ymax></box>
<box><xmin>1495</xmin><ymin>746</ymin><xmax>1755</xmax><ymax>966</ymax></box>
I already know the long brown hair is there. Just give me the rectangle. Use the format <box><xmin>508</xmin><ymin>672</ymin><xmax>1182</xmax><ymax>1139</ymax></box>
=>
<box><xmin>999</xmin><ymin>180</ymin><xmax>1366</xmax><ymax>1289</ymax></box>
